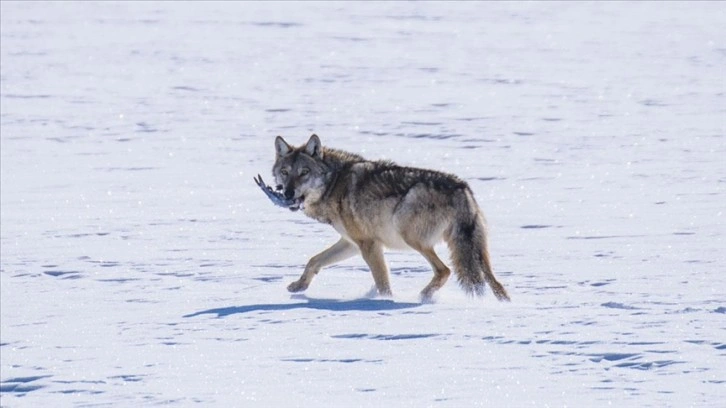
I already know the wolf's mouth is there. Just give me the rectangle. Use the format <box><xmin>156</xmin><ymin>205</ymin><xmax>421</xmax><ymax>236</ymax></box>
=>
<box><xmin>273</xmin><ymin>184</ymin><xmax>304</xmax><ymax>211</ymax></box>
<box><xmin>289</xmin><ymin>195</ymin><xmax>305</xmax><ymax>212</ymax></box>
<box><xmin>254</xmin><ymin>175</ymin><xmax>303</xmax><ymax>211</ymax></box>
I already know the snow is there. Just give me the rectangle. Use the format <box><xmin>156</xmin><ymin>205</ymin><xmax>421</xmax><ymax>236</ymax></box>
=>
<box><xmin>1</xmin><ymin>1</ymin><xmax>724</xmax><ymax>407</ymax></box>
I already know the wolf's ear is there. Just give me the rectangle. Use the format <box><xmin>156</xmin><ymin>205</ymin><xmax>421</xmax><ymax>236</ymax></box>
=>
<box><xmin>275</xmin><ymin>136</ymin><xmax>292</xmax><ymax>157</ymax></box>
<box><xmin>304</xmin><ymin>134</ymin><xmax>323</xmax><ymax>159</ymax></box>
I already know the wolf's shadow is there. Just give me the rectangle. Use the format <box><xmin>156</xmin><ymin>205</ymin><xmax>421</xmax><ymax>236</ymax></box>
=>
<box><xmin>184</xmin><ymin>295</ymin><xmax>423</xmax><ymax>318</ymax></box>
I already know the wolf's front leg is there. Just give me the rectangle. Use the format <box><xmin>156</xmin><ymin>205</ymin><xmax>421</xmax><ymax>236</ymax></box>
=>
<box><xmin>287</xmin><ymin>237</ymin><xmax>359</xmax><ymax>292</ymax></box>
<box><xmin>357</xmin><ymin>240</ymin><xmax>393</xmax><ymax>296</ymax></box>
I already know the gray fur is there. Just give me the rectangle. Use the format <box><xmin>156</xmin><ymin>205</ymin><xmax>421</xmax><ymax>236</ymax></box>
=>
<box><xmin>271</xmin><ymin>134</ymin><xmax>510</xmax><ymax>301</ymax></box>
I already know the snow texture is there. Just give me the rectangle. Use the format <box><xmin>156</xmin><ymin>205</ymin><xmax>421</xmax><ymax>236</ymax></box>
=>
<box><xmin>1</xmin><ymin>2</ymin><xmax>724</xmax><ymax>407</ymax></box>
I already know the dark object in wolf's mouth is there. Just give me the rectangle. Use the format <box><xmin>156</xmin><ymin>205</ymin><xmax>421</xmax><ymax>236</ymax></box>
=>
<box><xmin>254</xmin><ymin>174</ymin><xmax>298</xmax><ymax>210</ymax></box>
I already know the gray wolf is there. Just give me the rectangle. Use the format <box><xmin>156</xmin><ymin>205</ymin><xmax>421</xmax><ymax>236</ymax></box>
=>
<box><xmin>267</xmin><ymin>134</ymin><xmax>510</xmax><ymax>301</ymax></box>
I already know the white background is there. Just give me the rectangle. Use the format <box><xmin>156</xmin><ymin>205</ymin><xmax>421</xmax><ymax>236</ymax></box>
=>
<box><xmin>1</xmin><ymin>2</ymin><xmax>724</xmax><ymax>407</ymax></box>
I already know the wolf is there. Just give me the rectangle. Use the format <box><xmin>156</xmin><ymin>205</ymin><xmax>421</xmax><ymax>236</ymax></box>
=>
<box><xmin>267</xmin><ymin>134</ymin><xmax>510</xmax><ymax>302</ymax></box>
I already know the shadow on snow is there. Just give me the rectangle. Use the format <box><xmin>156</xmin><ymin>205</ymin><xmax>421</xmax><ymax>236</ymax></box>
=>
<box><xmin>183</xmin><ymin>295</ymin><xmax>423</xmax><ymax>318</ymax></box>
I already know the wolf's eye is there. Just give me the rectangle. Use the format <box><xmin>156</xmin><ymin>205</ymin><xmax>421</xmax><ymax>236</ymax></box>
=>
<box><xmin>300</xmin><ymin>168</ymin><xmax>310</xmax><ymax>176</ymax></box>
<box><xmin>280</xmin><ymin>169</ymin><xmax>289</xmax><ymax>177</ymax></box>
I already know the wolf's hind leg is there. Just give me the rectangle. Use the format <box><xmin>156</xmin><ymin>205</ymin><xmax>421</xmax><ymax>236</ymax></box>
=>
<box><xmin>357</xmin><ymin>240</ymin><xmax>393</xmax><ymax>296</ymax></box>
<box><xmin>287</xmin><ymin>237</ymin><xmax>358</xmax><ymax>293</ymax></box>
<box><xmin>418</xmin><ymin>248</ymin><xmax>451</xmax><ymax>301</ymax></box>
<box><xmin>403</xmin><ymin>240</ymin><xmax>451</xmax><ymax>301</ymax></box>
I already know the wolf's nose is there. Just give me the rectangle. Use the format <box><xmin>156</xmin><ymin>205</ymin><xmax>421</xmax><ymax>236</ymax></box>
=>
<box><xmin>284</xmin><ymin>189</ymin><xmax>295</xmax><ymax>200</ymax></box>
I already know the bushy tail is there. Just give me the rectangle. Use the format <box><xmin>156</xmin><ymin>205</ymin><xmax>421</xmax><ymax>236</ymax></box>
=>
<box><xmin>447</xmin><ymin>200</ymin><xmax>510</xmax><ymax>301</ymax></box>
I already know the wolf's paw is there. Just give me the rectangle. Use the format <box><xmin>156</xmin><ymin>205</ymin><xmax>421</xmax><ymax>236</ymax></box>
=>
<box><xmin>287</xmin><ymin>280</ymin><xmax>309</xmax><ymax>293</ymax></box>
<box><xmin>419</xmin><ymin>291</ymin><xmax>436</xmax><ymax>304</ymax></box>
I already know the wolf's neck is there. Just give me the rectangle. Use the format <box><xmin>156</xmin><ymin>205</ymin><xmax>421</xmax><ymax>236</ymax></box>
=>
<box><xmin>320</xmin><ymin>170</ymin><xmax>341</xmax><ymax>202</ymax></box>
<box><xmin>322</xmin><ymin>147</ymin><xmax>366</xmax><ymax>170</ymax></box>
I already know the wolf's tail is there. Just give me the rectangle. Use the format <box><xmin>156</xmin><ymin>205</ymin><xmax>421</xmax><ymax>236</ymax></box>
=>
<box><xmin>447</xmin><ymin>191</ymin><xmax>510</xmax><ymax>301</ymax></box>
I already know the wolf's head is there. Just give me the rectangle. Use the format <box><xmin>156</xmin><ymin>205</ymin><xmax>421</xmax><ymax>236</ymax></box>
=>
<box><xmin>272</xmin><ymin>134</ymin><xmax>331</xmax><ymax>211</ymax></box>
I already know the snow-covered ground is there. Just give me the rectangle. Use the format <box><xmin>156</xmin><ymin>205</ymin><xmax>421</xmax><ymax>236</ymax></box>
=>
<box><xmin>1</xmin><ymin>2</ymin><xmax>724</xmax><ymax>407</ymax></box>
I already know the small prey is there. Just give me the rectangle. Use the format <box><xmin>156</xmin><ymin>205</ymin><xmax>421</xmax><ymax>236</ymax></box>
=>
<box><xmin>254</xmin><ymin>174</ymin><xmax>299</xmax><ymax>211</ymax></box>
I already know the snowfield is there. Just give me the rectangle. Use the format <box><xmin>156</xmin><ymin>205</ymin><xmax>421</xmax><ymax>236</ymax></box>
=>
<box><xmin>1</xmin><ymin>2</ymin><xmax>724</xmax><ymax>407</ymax></box>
